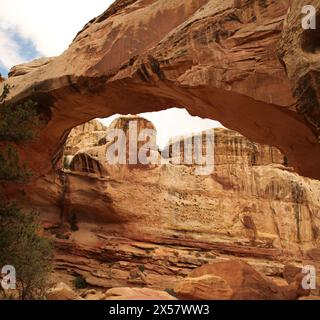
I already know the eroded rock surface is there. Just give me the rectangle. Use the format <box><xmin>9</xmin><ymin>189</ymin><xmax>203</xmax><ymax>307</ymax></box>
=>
<box><xmin>64</xmin><ymin>119</ymin><xmax>107</xmax><ymax>156</ymax></box>
<box><xmin>279</xmin><ymin>0</ymin><xmax>320</xmax><ymax>141</ymax></box>
<box><xmin>1</xmin><ymin>0</ymin><xmax>320</xmax><ymax>178</ymax></box>
<box><xmin>2</xmin><ymin>0</ymin><xmax>320</xmax><ymax>300</ymax></box>
<box><xmin>105</xmin><ymin>287</ymin><xmax>177</xmax><ymax>300</ymax></box>
<box><xmin>175</xmin><ymin>260</ymin><xmax>310</xmax><ymax>300</ymax></box>
<box><xmin>47</xmin><ymin>282</ymin><xmax>79</xmax><ymax>300</ymax></box>
<box><xmin>26</xmin><ymin>116</ymin><xmax>320</xmax><ymax>299</ymax></box>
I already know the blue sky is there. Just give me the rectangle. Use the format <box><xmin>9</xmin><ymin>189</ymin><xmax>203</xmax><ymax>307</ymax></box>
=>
<box><xmin>10</xmin><ymin>30</ymin><xmax>41</xmax><ymax>61</ymax></box>
<box><xmin>0</xmin><ymin>0</ymin><xmax>111</xmax><ymax>75</ymax></box>
<box><xmin>0</xmin><ymin>64</ymin><xmax>7</xmax><ymax>77</ymax></box>
<box><xmin>0</xmin><ymin>29</ymin><xmax>40</xmax><ymax>76</ymax></box>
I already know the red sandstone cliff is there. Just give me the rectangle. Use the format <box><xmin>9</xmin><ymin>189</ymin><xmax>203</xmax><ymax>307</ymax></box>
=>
<box><xmin>0</xmin><ymin>0</ymin><xmax>319</xmax><ymax>178</ymax></box>
<box><xmin>1</xmin><ymin>0</ymin><xmax>320</xmax><ymax>300</ymax></box>
<box><xmin>24</xmin><ymin>116</ymin><xmax>320</xmax><ymax>299</ymax></box>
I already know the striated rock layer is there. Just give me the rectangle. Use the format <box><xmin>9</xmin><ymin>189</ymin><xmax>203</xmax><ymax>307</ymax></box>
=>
<box><xmin>26</xmin><ymin>116</ymin><xmax>320</xmax><ymax>296</ymax></box>
<box><xmin>64</xmin><ymin>120</ymin><xmax>107</xmax><ymax>157</ymax></box>
<box><xmin>279</xmin><ymin>0</ymin><xmax>320</xmax><ymax>142</ymax></box>
<box><xmin>1</xmin><ymin>0</ymin><xmax>320</xmax><ymax>298</ymax></box>
<box><xmin>0</xmin><ymin>0</ymin><xmax>320</xmax><ymax>179</ymax></box>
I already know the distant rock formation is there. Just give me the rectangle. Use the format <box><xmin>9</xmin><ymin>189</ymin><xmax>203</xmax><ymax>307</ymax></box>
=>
<box><xmin>63</xmin><ymin>120</ymin><xmax>107</xmax><ymax>175</ymax></box>
<box><xmin>59</xmin><ymin>116</ymin><xmax>320</xmax><ymax>257</ymax></box>
<box><xmin>65</xmin><ymin>115</ymin><xmax>159</xmax><ymax>177</ymax></box>
<box><xmin>64</xmin><ymin>119</ymin><xmax>107</xmax><ymax>156</ymax></box>
<box><xmin>25</xmin><ymin>116</ymin><xmax>320</xmax><ymax>299</ymax></box>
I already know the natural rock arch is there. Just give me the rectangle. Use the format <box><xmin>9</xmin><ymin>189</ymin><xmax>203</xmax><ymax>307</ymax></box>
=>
<box><xmin>1</xmin><ymin>0</ymin><xmax>320</xmax><ymax>179</ymax></box>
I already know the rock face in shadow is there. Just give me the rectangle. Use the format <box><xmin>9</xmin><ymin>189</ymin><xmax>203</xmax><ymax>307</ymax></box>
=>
<box><xmin>278</xmin><ymin>0</ymin><xmax>320</xmax><ymax>142</ymax></box>
<box><xmin>1</xmin><ymin>0</ymin><xmax>320</xmax><ymax>179</ymax></box>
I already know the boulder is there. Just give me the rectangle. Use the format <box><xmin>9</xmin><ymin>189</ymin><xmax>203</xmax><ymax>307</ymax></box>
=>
<box><xmin>81</xmin><ymin>289</ymin><xmax>106</xmax><ymax>300</ymax></box>
<box><xmin>174</xmin><ymin>274</ymin><xmax>233</xmax><ymax>300</ymax></box>
<box><xmin>283</xmin><ymin>263</ymin><xmax>302</xmax><ymax>284</ymax></box>
<box><xmin>105</xmin><ymin>287</ymin><xmax>177</xmax><ymax>300</ymax></box>
<box><xmin>175</xmin><ymin>260</ymin><xmax>309</xmax><ymax>300</ymax></box>
<box><xmin>46</xmin><ymin>282</ymin><xmax>79</xmax><ymax>300</ymax></box>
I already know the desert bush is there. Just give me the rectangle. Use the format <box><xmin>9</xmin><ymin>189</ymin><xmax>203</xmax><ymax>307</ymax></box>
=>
<box><xmin>73</xmin><ymin>276</ymin><xmax>87</xmax><ymax>289</ymax></box>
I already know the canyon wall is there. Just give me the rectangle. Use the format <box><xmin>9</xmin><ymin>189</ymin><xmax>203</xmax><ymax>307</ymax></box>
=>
<box><xmin>27</xmin><ymin>117</ymin><xmax>320</xmax><ymax>293</ymax></box>
<box><xmin>0</xmin><ymin>0</ymin><xmax>319</xmax><ymax>179</ymax></box>
<box><xmin>0</xmin><ymin>0</ymin><xmax>319</xmax><ymax>298</ymax></box>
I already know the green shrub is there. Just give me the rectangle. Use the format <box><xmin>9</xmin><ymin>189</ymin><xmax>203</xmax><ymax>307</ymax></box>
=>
<box><xmin>73</xmin><ymin>276</ymin><xmax>87</xmax><ymax>289</ymax></box>
<box><xmin>0</xmin><ymin>90</ymin><xmax>53</xmax><ymax>300</ymax></box>
<box><xmin>0</xmin><ymin>203</ymin><xmax>53</xmax><ymax>300</ymax></box>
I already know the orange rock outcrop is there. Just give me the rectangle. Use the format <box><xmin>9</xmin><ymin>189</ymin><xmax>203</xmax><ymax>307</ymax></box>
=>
<box><xmin>28</xmin><ymin>116</ymin><xmax>320</xmax><ymax>299</ymax></box>
<box><xmin>0</xmin><ymin>0</ymin><xmax>319</xmax><ymax>178</ymax></box>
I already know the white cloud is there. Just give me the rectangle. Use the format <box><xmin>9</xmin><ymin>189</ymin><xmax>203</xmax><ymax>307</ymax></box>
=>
<box><xmin>0</xmin><ymin>29</ymin><xmax>25</xmax><ymax>69</ymax></box>
<box><xmin>0</xmin><ymin>0</ymin><xmax>114</xmax><ymax>62</ymax></box>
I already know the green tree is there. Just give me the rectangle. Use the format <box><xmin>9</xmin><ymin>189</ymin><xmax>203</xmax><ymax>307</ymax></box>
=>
<box><xmin>0</xmin><ymin>86</ymin><xmax>41</xmax><ymax>183</ymax></box>
<box><xmin>0</xmin><ymin>145</ymin><xmax>31</xmax><ymax>183</ymax></box>
<box><xmin>0</xmin><ymin>87</ymin><xmax>53</xmax><ymax>300</ymax></box>
<box><xmin>0</xmin><ymin>202</ymin><xmax>52</xmax><ymax>299</ymax></box>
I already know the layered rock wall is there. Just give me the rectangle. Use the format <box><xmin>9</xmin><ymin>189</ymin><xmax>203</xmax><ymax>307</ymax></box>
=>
<box><xmin>1</xmin><ymin>0</ymin><xmax>320</xmax><ymax>179</ymax></box>
<box><xmin>27</xmin><ymin>116</ymin><xmax>320</xmax><ymax>293</ymax></box>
